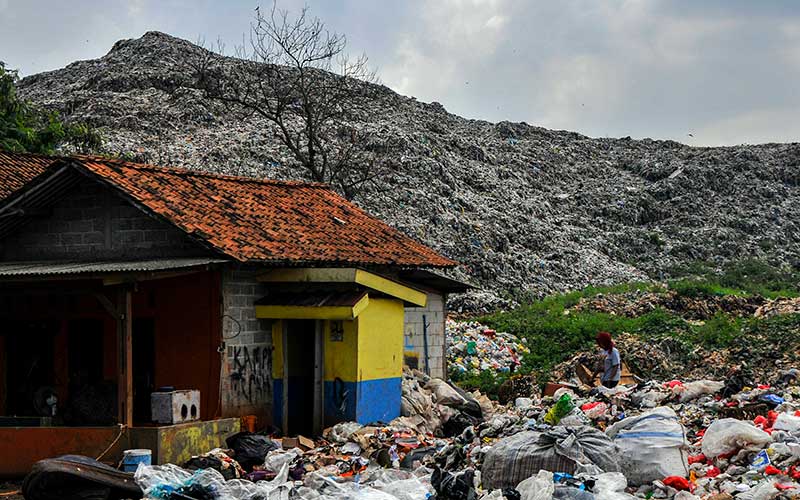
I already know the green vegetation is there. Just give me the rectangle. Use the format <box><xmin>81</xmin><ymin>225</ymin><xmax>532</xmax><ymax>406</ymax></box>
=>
<box><xmin>0</xmin><ymin>62</ymin><xmax>101</xmax><ymax>154</ymax></box>
<box><xmin>453</xmin><ymin>259</ymin><xmax>800</xmax><ymax>396</ymax></box>
<box><xmin>667</xmin><ymin>259</ymin><xmax>800</xmax><ymax>298</ymax></box>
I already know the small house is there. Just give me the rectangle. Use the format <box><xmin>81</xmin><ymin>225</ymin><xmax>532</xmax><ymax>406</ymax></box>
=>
<box><xmin>0</xmin><ymin>152</ymin><xmax>467</xmax><ymax>476</ymax></box>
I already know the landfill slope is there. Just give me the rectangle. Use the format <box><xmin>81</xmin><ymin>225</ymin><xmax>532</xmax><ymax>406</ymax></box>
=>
<box><xmin>18</xmin><ymin>31</ymin><xmax>800</xmax><ymax>309</ymax></box>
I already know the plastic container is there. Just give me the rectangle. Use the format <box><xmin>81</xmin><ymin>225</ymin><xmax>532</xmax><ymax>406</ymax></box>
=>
<box><xmin>122</xmin><ymin>449</ymin><xmax>152</xmax><ymax>472</ymax></box>
<box><xmin>243</xmin><ymin>415</ymin><xmax>257</xmax><ymax>433</ymax></box>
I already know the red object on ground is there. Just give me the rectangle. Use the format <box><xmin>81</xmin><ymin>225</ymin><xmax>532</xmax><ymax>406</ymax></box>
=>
<box><xmin>725</xmin><ymin>401</ymin><xmax>739</xmax><ymax>407</ymax></box>
<box><xmin>775</xmin><ymin>483</ymin><xmax>797</xmax><ymax>491</ymax></box>
<box><xmin>795</xmin><ymin>410</ymin><xmax>800</xmax><ymax>417</ymax></box>
<box><xmin>663</xmin><ymin>476</ymin><xmax>691</xmax><ymax>491</ymax></box>
<box><xmin>754</xmin><ymin>415</ymin><xmax>768</xmax><ymax>427</ymax></box>
<box><xmin>705</xmin><ymin>466</ymin><xmax>721</xmax><ymax>478</ymax></box>
<box><xmin>665</xmin><ymin>380</ymin><xmax>683</xmax><ymax>388</ymax></box>
<box><xmin>758</xmin><ymin>384</ymin><xmax>771</xmax><ymax>390</ymax></box>
<box><xmin>717</xmin><ymin>450</ymin><xmax>735</xmax><ymax>460</ymax></box>
<box><xmin>581</xmin><ymin>402</ymin><xmax>603</xmax><ymax>411</ymax></box>
<box><xmin>788</xmin><ymin>466</ymin><xmax>800</xmax><ymax>480</ymax></box>
<box><xmin>764</xmin><ymin>465</ymin><xmax>784</xmax><ymax>476</ymax></box>
<box><xmin>688</xmin><ymin>454</ymin><xmax>707</xmax><ymax>465</ymax></box>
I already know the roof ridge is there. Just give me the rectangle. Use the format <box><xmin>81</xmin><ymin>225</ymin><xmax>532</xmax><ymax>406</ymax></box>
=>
<box><xmin>75</xmin><ymin>155</ymin><xmax>331</xmax><ymax>189</ymax></box>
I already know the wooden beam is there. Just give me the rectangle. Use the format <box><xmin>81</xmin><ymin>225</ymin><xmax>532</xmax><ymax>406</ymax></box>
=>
<box><xmin>281</xmin><ymin>321</ymin><xmax>289</xmax><ymax>435</ymax></box>
<box><xmin>313</xmin><ymin>320</ymin><xmax>324</xmax><ymax>436</ymax></box>
<box><xmin>117</xmin><ymin>287</ymin><xmax>134</xmax><ymax>427</ymax></box>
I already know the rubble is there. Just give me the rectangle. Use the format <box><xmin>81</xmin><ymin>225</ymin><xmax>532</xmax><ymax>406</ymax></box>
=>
<box><xmin>17</xmin><ymin>31</ymin><xmax>800</xmax><ymax>310</ymax></box>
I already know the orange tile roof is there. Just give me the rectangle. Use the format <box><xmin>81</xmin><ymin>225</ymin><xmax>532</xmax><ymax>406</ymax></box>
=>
<box><xmin>73</xmin><ymin>156</ymin><xmax>455</xmax><ymax>268</ymax></box>
<box><xmin>0</xmin><ymin>151</ymin><xmax>58</xmax><ymax>200</ymax></box>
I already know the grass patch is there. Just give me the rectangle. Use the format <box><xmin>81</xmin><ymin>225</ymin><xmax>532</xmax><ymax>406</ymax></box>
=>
<box><xmin>453</xmin><ymin>260</ymin><xmax>800</xmax><ymax>396</ymax></box>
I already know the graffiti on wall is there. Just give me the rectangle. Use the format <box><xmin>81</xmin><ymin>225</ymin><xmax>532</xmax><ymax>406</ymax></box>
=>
<box><xmin>229</xmin><ymin>345</ymin><xmax>272</xmax><ymax>403</ymax></box>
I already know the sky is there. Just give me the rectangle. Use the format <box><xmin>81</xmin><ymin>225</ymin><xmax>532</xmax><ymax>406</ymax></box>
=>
<box><xmin>1</xmin><ymin>0</ymin><xmax>799</xmax><ymax>146</ymax></box>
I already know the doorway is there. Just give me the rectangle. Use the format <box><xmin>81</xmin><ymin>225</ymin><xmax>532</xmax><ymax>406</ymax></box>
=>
<box><xmin>280</xmin><ymin>320</ymin><xmax>324</xmax><ymax>436</ymax></box>
<box><xmin>2</xmin><ymin>320</ymin><xmax>58</xmax><ymax>417</ymax></box>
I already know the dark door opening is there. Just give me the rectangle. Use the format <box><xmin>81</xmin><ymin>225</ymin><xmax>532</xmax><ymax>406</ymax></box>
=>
<box><xmin>64</xmin><ymin>319</ymin><xmax>116</xmax><ymax>426</ymax></box>
<box><xmin>132</xmin><ymin>318</ymin><xmax>156</xmax><ymax>424</ymax></box>
<box><xmin>284</xmin><ymin>319</ymin><xmax>324</xmax><ymax>436</ymax></box>
<box><xmin>2</xmin><ymin>320</ymin><xmax>58</xmax><ymax>418</ymax></box>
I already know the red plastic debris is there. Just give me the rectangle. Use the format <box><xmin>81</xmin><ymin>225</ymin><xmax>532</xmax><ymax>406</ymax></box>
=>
<box><xmin>764</xmin><ymin>465</ymin><xmax>784</xmax><ymax>476</ymax></box>
<box><xmin>665</xmin><ymin>380</ymin><xmax>683</xmax><ymax>388</ymax></box>
<box><xmin>688</xmin><ymin>454</ymin><xmax>707</xmax><ymax>465</ymax></box>
<box><xmin>705</xmin><ymin>466</ymin><xmax>721</xmax><ymax>478</ymax></box>
<box><xmin>754</xmin><ymin>415</ymin><xmax>768</xmax><ymax>427</ymax></box>
<box><xmin>663</xmin><ymin>476</ymin><xmax>691</xmax><ymax>491</ymax></box>
<box><xmin>788</xmin><ymin>466</ymin><xmax>800</xmax><ymax>480</ymax></box>
<box><xmin>775</xmin><ymin>483</ymin><xmax>797</xmax><ymax>491</ymax></box>
<box><xmin>581</xmin><ymin>402</ymin><xmax>603</xmax><ymax>411</ymax></box>
<box><xmin>758</xmin><ymin>384</ymin><xmax>771</xmax><ymax>390</ymax></box>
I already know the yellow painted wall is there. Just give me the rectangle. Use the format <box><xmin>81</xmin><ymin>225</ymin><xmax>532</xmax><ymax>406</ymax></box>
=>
<box><xmin>356</xmin><ymin>298</ymin><xmax>404</xmax><ymax>381</ymax></box>
<box><xmin>323</xmin><ymin>319</ymin><xmax>358</xmax><ymax>382</ymax></box>
<box><xmin>271</xmin><ymin>298</ymin><xmax>405</xmax><ymax>384</ymax></box>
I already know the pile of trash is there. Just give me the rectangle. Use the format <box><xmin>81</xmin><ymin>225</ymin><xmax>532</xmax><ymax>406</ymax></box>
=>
<box><xmin>447</xmin><ymin>320</ymin><xmax>529</xmax><ymax>375</ymax></box>
<box><xmin>755</xmin><ymin>298</ymin><xmax>800</xmax><ymax>319</ymax></box>
<box><xmin>22</xmin><ymin>366</ymin><xmax>800</xmax><ymax>500</ymax></box>
<box><xmin>570</xmin><ymin>290</ymin><xmax>765</xmax><ymax>320</ymax></box>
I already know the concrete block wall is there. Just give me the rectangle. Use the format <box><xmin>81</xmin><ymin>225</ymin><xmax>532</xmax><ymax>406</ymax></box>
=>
<box><xmin>403</xmin><ymin>292</ymin><xmax>447</xmax><ymax>379</ymax></box>
<box><xmin>219</xmin><ymin>265</ymin><xmax>273</xmax><ymax>422</ymax></box>
<box><xmin>2</xmin><ymin>177</ymin><xmax>204</xmax><ymax>261</ymax></box>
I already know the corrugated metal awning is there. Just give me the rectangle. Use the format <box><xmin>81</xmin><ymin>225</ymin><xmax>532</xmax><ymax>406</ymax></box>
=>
<box><xmin>0</xmin><ymin>258</ymin><xmax>230</xmax><ymax>278</ymax></box>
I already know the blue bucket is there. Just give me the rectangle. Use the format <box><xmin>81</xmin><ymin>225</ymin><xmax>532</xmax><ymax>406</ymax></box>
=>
<box><xmin>122</xmin><ymin>449</ymin><xmax>151</xmax><ymax>472</ymax></box>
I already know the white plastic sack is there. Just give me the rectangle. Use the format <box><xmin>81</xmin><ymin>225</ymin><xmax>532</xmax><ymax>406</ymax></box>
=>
<box><xmin>425</xmin><ymin>379</ymin><xmax>467</xmax><ymax>407</ymax></box>
<box><xmin>736</xmin><ymin>478</ymin><xmax>779</xmax><ymax>500</ymax></box>
<box><xmin>701</xmin><ymin>419</ymin><xmax>772</xmax><ymax>458</ymax></box>
<box><xmin>264</xmin><ymin>447</ymin><xmax>302</xmax><ymax>473</ymax></box>
<box><xmin>593</xmin><ymin>472</ymin><xmax>636</xmax><ymax>500</ymax></box>
<box><xmin>773</xmin><ymin>412</ymin><xmax>800</xmax><ymax>432</ymax></box>
<box><xmin>517</xmin><ymin>470</ymin><xmax>554</xmax><ymax>500</ymax></box>
<box><xmin>673</xmin><ymin>380</ymin><xmax>724</xmax><ymax>402</ymax></box>
<box><xmin>606</xmin><ymin>407</ymin><xmax>688</xmax><ymax>485</ymax></box>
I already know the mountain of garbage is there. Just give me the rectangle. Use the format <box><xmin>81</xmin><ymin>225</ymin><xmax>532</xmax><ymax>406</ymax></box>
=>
<box><xmin>18</xmin><ymin>31</ymin><xmax>800</xmax><ymax>308</ymax></box>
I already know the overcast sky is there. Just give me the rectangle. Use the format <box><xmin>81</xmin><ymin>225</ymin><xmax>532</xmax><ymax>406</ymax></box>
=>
<box><xmin>2</xmin><ymin>0</ymin><xmax>799</xmax><ymax>146</ymax></box>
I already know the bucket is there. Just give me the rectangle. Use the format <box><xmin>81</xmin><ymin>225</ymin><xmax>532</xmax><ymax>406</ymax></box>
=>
<box><xmin>121</xmin><ymin>449</ymin><xmax>151</xmax><ymax>472</ymax></box>
<box><xmin>243</xmin><ymin>415</ymin><xmax>257</xmax><ymax>433</ymax></box>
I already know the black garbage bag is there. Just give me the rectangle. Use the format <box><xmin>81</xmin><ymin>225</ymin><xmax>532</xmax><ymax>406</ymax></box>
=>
<box><xmin>22</xmin><ymin>455</ymin><xmax>142</xmax><ymax>500</ymax></box>
<box><xmin>442</xmin><ymin>411</ymin><xmax>481</xmax><ymax>438</ymax></box>
<box><xmin>431</xmin><ymin>467</ymin><xmax>476</xmax><ymax>500</ymax></box>
<box><xmin>225</xmin><ymin>432</ymin><xmax>279</xmax><ymax>471</ymax></box>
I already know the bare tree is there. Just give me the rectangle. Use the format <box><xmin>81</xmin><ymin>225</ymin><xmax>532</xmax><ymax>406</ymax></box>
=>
<box><xmin>189</xmin><ymin>3</ymin><xmax>386</xmax><ymax>199</ymax></box>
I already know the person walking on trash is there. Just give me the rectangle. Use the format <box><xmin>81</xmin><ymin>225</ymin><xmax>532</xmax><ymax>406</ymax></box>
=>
<box><xmin>595</xmin><ymin>331</ymin><xmax>621</xmax><ymax>388</ymax></box>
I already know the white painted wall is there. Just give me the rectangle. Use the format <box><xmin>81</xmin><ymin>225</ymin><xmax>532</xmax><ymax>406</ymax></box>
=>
<box><xmin>403</xmin><ymin>291</ymin><xmax>447</xmax><ymax>379</ymax></box>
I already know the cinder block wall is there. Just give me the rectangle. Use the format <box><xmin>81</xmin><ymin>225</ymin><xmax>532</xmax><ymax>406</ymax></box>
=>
<box><xmin>1</xmin><ymin>177</ymin><xmax>204</xmax><ymax>260</ymax></box>
<box><xmin>403</xmin><ymin>291</ymin><xmax>447</xmax><ymax>379</ymax></box>
<box><xmin>219</xmin><ymin>265</ymin><xmax>273</xmax><ymax>423</ymax></box>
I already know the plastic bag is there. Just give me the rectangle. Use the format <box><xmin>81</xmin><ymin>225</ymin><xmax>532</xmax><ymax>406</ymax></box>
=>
<box><xmin>517</xmin><ymin>470</ymin><xmax>554</xmax><ymax>500</ymax></box>
<box><xmin>544</xmin><ymin>394</ymin><xmax>576</xmax><ymax>426</ymax></box>
<box><xmin>264</xmin><ymin>448</ymin><xmax>302</xmax><ymax>473</ymax></box>
<box><xmin>582</xmin><ymin>402</ymin><xmax>608</xmax><ymax>420</ymax></box>
<box><xmin>672</xmin><ymin>380</ymin><xmax>724</xmax><ymax>402</ymax></box>
<box><xmin>225</xmin><ymin>432</ymin><xmax>280</xmax><ymax>471</ymax></box>
<box><xmin>605</xmin><ymin>407</ymin><xmax>688</xmax><ymax>485</ymax></box>
<box><xmin>327</xmin><ymin>421</ymin><xmax>363</xmax><ymax>443</ymax></box>
<box><xmin>481</xmin><ymin>426</ymin><xmax>620</xmax><ymax>490</ymax></box>
<box><xmin>701</xmin><ymin>419</ymin><xmax>772</xmax><ymax>458</ymax></box>
<box><xmin>426</xmin><ymin>379</ymin><xmax>468</xmax><ymax>407</ymax></box>
<box><xmin>773</xmin><ymin>413</ymin><xmax>800</xmax><ymax>432</ymax></box>
<box><xmin>593</xmin><ymin>472</ymin><xmax>636</xmax><ymax>500</ymax></box>
<box><xmin>736</xmin><ymin>478</ymin><xmax>778</xmax><ymax>500</ymax></box>
<box><xmin>134</xmin><ymin>463</ymin><xmax>230</xmax><ymax>500</ymax></box>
